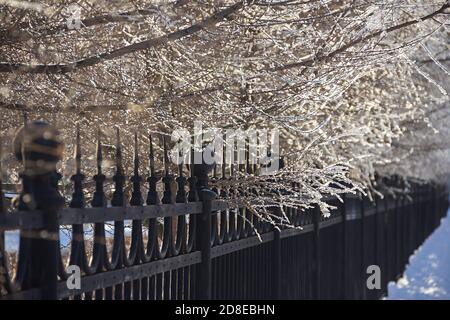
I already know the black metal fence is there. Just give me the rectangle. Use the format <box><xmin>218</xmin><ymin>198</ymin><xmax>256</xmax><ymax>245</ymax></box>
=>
<box><xmin>0</xmin><ymin>121</ymin><xmax>448</xmax><ymax>300</ymax></box>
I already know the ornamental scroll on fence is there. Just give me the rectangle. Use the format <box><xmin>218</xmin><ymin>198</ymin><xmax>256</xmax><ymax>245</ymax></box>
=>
<box><xmin>0</xmin><ymin>120</ymin><xmax>448</xmax><ymax>300</ymax></box>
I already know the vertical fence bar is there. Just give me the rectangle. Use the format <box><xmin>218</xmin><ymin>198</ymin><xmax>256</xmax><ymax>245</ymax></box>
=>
<box><xmin>161</xmin><ymin>136</ymin><xmax>174</xmax><ymax>300</ymax></box>
<box><xmin>175</xmin><ymin>144</ymin><xmax>187</xmax><ymax>300</ymax></box>
<box><xmin>187</xmin><ymin>139</ymin><xmax>199</xmax><ymax>300</ymax></box>
<box><xmin>374</xmin><ymin>194</ymin><xmax>382</xmax><ymax>299</ymax></box>
<box><xmin>69</xmin><ymin>126</ymin><xmax>86</xmax><ymax>300</ymax></box>
<box><xmin>0</xmin><ymin>138</ymin><xmax>6</xmax><ymax>295</ymax></box>
<box><xmin>272</xmin><ymin>222</ymin><xmax>281</xmax><ymax>299</ymax></box>
<box><xmin>147</xmin><ymin>135</ymin><xmax>159</xmax><ymax>300</ymax></box>
<box><xmin>111</xmin><ymin>128</ymin><xmax>125</xmax><ymax>300</ymax></box>
<box><xmin>195</xmin><ymin>146</ymin><xmax>216</xmax><ymax>300</ymax></box>
<box><xmin>196</xmin><ymin>192</ymin><xmax>215</xmax><ymax>299</ymax></box>
<box><xmin>130</xmin><ymin>132</ymin><xmax>144</xmax><ymax>300</ymax></box>
<box><xmin>313</xmin><ymin>204</ymin><xmax>321</xmax><ymax>300</ymax></box>
<box><xmin>360</xmin><ymin>195</ymin><xmax>366</xmax><ymax>299</ymax></box>
<box><xmin>341</xmin><ymin>194</ymin><xmax>348</xmax><ymax>299</ymax></box>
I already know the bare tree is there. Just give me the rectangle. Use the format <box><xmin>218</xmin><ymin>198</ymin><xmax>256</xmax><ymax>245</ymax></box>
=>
<box><xmin>0</xmin><ymin>0</ymin><xmax>449</xmax><ymax>221</ymax></box>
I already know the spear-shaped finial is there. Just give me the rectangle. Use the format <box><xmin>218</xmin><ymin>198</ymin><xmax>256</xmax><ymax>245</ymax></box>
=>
<box><xmin>23</xmin><ymin>111</ymin><xmax>28</xmax><ymax>128</ymax></box>
<box><xmin>222</xmin><ymin>133</ymin><xmax>227</xmax><ymax>179</ymax></box>
<box><xmin>161</xmin><ymin>134</ymin><xmax>174</xmax><ymax>206</ymax></box>
<box><xmin>130</xmin><ymin>131</ymin><xmax>143</xmax><ymax>206</ymax></box>
<box><xmin>70</xmin><ymin>124</ymin><xmax>85</xmax><ymax>208</ymax></box>
<box><xmin>176</xmin><ymin>139</ymin><xmax>187</xmax><ymax>204</ymax></box>
<box><xmin>149</xmin><ymin>134</ymin><xmax>155</xmax><ymax>177</ymax></box>
<box><xmin>96</xmin><ymin>128</ymin><xmax>102</xmax><ymax>174</ymax></box>
<box><xmin>177</xmin><ymin>139</ymin><xmax>184</xmax><ymax>178</ymax></box>
<box><xmin>133</xmin><ymin>131</ymin><xmax>139</xmax><ymax>176</ymax></box>
<box><xmin>163</xmin><ymin>135</ymin><xmax>169</xmax><ymax>176</ymax></box>
<box><xmin>111</xmin><ymin>127</ymin><xmax>125</xmax><ymax>207</ymax></box>
<box><xmin>92</xmin><ymin>127</ymin><xmax>106</xmax><ymax>207</ymax></box>
<box><xmin>187</xmin><ymin>135</ymin><xmax>199</xmax><ymax>202</ymax></box>
<box><xmin>75</xmin><ymin>124</ymin><xmax>81</xmax><ymax>174</ymax></box>
<box><xmin>146</xmin><ymin>134</ymin><xmax>160</xmax><ymax>205</ymax></box>
<box><xmin>115</xmin><ymin>127</ymin><xmax>123</xmax><ymax>174</ymax></box>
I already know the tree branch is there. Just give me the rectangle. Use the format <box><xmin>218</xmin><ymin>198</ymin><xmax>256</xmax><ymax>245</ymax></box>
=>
<box><xmin>1</xmin><ymin>7</ymin><xmax>161</xmax><ymax>45</ymax></box>
<box><xmin>0</xmin><ymin>101</ymin><xmax>126</xmax><ymax>112</ymax></box>
<box><xmin>270</xmin><ymin>2</ymin><xmax>450</xmax><ymax>72</ymax></box>
<box><xmin>0</xmin><ymin>1</ymin><xmax>249</xmax><ymax>74</ymax></box>
<box><xmin>417</xmin><ymin>57</ymin><xmax>450</xmax><ymax>64</ymax></box>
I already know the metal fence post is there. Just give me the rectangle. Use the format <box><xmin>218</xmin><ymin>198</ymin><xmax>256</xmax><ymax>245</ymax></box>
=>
<box><xmin>313</xmin><ymin>204</ymin><xmax>321</xmax><ymax>299</ymax></box>
<box><xmin>374</xmin><ymin>194</ymin><xmax>382</xmax><ymax>299</ymax></box>
<box><xmin>270</xmin><ymin>158</ymin><xmax>283</xmax><ymax>300</ymax></box>
<box><xmin>360</xmin><ymin>195</ymin><xmax>366</xmax><ymax>299</ymax></box>
<box><xmin>341</xmin><ymin>194</ymin><xmax>348</xmax><ymax>299</ymax></box>
<box><xmin>272</xmin><ymin>220</ymin><xmax>281</xmax><ymax>299</ymax></box>
<box><xmin>13</xmin><ymin>121</ymin><xmax>64</xmax><ymax>299</ymax></box>
<box><xmin>194</xmin><ymin>147</ymin><xmax>216</xmax><ymax>300</ymax></box>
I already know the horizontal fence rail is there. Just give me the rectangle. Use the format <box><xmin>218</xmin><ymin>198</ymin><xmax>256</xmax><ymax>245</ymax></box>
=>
<box><xmin>0</xmin><ymin>121</ymin><xmax>448</xmax><ymax>300</ymax></box>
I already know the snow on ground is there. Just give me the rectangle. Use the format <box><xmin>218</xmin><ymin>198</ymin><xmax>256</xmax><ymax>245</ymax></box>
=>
<box><xmin>387</xmin><ymin>208</ymin><xmax>450</xmax><ymax>300</ymax></box>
